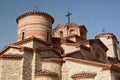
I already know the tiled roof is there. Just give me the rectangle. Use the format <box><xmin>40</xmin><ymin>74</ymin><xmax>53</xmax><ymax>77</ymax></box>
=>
<box><xmin>95</xmin><ymin>33</ymin><xmax>118</xmax><ymax>41</ymax></box>
<box><xmin>16</xmin><ymin>11</ymin><xmax>54</xmax><ymax>24</ymax></box>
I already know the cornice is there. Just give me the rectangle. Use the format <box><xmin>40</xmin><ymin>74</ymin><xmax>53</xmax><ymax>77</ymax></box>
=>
<box><xmin>42</xmin><ymin>58</ymin><xmax>63</xmax><ymax>64</ymax></box>
<box><xmin>16</xmin><ymin>11</ymin><xmax>54</xmax><ymax>24</ymax></box>
<box><xmin>0</xmin><ymin>54</ymin><xmax>23</xmax><ymax>59</ymax></box>
<box><xmin>71</xmin><ymin>72</ymin><xmax>97</xmax><ymax>79</ymax></box>
<box><xmin>35</xmin><ymin>70</ymin><xmax>58</xmax><ymax>78</ymax></box>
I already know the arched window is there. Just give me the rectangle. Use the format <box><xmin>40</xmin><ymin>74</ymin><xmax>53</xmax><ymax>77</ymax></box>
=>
<box><xmin>94</xmin><ymin>48</ymin><xmax>103</xmax><ymax>61</ymax></box>
<box><xmin>95</xmin><ymin>52</ymin><xmax>100</xmax><ymax>61</ymax></box>
<box><xmin>59</xmin><ymin>31</ymin><xmax>63</xmax><ymax>39</ymax></box>
<box><xmin>22</xmin><ymin>32</ymin><xmax>25</xmax><ymax>40</ymax></box>
<box><xmin>69</xmin><ymin>29</ymin><xmax>74</xmax><ymax>35</ymax></box>
<box><xmin>47</xmin><ymin>32</ymin><xmax>50</xmax><ymax>42</ymax></box>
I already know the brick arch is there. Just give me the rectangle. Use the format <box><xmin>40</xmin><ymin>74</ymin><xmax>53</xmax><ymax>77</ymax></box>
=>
<box><xmin>58</xmin><ymin>30</ymin><xmax>64</xmax><ymax>39</ymax></box>
<box><xmin>68</xmin><ymin>28</ymin><xmax>78</xmax><ymax>36</ymax></box>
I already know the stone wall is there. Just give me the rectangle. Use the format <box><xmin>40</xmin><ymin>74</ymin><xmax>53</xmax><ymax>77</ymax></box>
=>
<box><xmin>41</xmin><ymin>58</ymin><xmax>62</xmax><ymax>80</ymax></box>
<box><xmin>97</xmin><ymin>37</ymin><xmax>116</xmax><ymax>58</ymax></box>
<box><xmin>0</xmin><ymin>59</ymin><xmax>23</xmax><ymax>80</ymax></box>
<box><xmin>62</xmin><ymin>59</ymin><xmax>112</xmax><ymax>80</ymax></box>
<box><xmin>22</xmin><ymin>51</ymin><xmax>33</xmax><ymax>80</ymax></box>
<box><xmin>36</xmin><ymin>76</ymin><xmax>57</xmax><ymax>80</ymax></box>
<box><xmin>35</xmin><ymin>50</ymin><xmax>60</xmax><ymax>73</ymax></box>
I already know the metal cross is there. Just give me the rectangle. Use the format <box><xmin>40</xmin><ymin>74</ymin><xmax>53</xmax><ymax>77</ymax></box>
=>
<box><xmin>66</xmin><ymin>12</ymin><xmax>72</xmax><ymax>23</ymax></box>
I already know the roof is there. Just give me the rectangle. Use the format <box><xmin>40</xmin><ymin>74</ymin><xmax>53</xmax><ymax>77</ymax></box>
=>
<box><xmin>95</xmin><ymin>33</ymin><xmax>118</xmax><ymax>41</ymax></box>
<box><xmin>0</xmin><ymin>45</ymin><xmax>33</xmax><ymax>55</ymax></box>
<box><xmin>12</xmin><ymin>36</ymin><xmax>63</xmax><ymax>51</ymax></box>
<box><xmin>0</xmin><ymin>44</ymin><xmax>62</xmax><ymax>58</ymax></box>
<box><xmin>16</xmin><ymin>11</ymin><xmax>54</xmax><ymax>24</ymax></box>
<box><xmin>35</xmin><ymin>47</ymin><xmax>62</xmax><ymax>58</ymax></box>
<box><xmin>79</xmin><ymin>39</ymin><xmax>108</xmax><ymax>52</ymax></box>
<box><xmin>54</xmin><ymin>23</ymin><xmax>87</xmax><ymax>32</ymax></box>
<box><xmin>66</xmin><ymin>23</ymin><xmax>87</xmax><ymax>32</ymax></box>
<box><xmin>13</xmin><ymin>36</ymin><xmax>50</xmax><ymax>46</ymax></box>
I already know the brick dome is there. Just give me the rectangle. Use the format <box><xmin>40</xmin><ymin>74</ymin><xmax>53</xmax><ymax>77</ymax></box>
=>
<box><xmin>16</xmin><ymin>11</ymin><xmax>54</xmax><ymax>42</ymax></box>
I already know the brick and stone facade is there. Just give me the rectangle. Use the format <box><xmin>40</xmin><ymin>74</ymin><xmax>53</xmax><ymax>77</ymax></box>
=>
<box><xmin>0</xmin><ymin>10</ymin><xmax>120</xmax><ymax>80</ymax></box>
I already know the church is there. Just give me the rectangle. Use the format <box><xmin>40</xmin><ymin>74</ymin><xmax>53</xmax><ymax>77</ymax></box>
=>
<box><xmin>0</xmin><ymin>10</ymin><xmax>120</xmax><ymax>80</ymax></box>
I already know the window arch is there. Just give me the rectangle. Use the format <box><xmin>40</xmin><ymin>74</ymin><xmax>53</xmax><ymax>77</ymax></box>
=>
<box><xmin>46</xmin><ymin>32</ymin><xmax>50</xmax><ymax>42</ymax></box>
<box><xmin>59</xmin><ymin>31</ymin><xmax>63</xmax><ymax>39</ymax></box>
<box><xmin>69</xmin><ymin>29</ymin><xmax>74</xmax><ymax>35</ymax></box>
<box><xmin>94</xmin><ymin>48</ymin><xmax>103</xmax><ymax>62</ymax></box>
<box><xmin>95</xmin><ymin>52</ymin><xmax>100</xmax><ymax>61</ymax></box>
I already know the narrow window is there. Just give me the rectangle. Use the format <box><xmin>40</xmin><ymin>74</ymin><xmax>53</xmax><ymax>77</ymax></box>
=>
<box><xmin>22</xmin><ymin>32</ymin><xmax>25</xmax><ymax>40</ymax></box>
<box><xmin>47</xmin><ymin>32</ymin><xmax>49</xmax><ymax>42</ymax></box>
<box><xmin>80</xmin><ymin>30</ymin><xmax>83</xmax><ymax>37</ymax></box>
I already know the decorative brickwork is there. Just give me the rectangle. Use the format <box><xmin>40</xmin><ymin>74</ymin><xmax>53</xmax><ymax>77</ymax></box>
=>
<box><xmin>0</xmin><ymin>54</ymin><xmax>23</xmax><ymax>59</ymax></box>
<box><xmin>71</xmin><ymin>72</ymin><xmax>97</xmax><ymax>79</ymax></box>
<box><xmin>36</xmin><ymin>70</ymin><xmax>58</xmax><ymax>77</ymax></box>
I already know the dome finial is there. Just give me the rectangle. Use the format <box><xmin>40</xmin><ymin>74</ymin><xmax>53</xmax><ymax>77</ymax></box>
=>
<box><xmin>33</xmin><ymin>6</ymin><xmax>39</xmax><ymax>12</ymax></box>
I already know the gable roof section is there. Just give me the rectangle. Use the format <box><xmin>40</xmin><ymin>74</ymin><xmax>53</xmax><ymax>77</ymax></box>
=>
<box><xmin>0</xmin><ymin>45</ymin><xmax>33</xmax><ymax>55</ymax></box>
<box><xmin>54</xmin><ymin>24</ymin><xmax>65</xmax><ymax>31</ymax></box>
<box><xmin>80</xmin><ymin>39</ymin><xmax>108</xmax><ymax>52</ymax></box>
<box><xmin>0</xmin><ymin>44</ymin><xmax>62</xmax><ymax>58</ymax></box>
<box><xmin>12</xmin><ymin>36</ymin><xmax>63</xmax><ymax>51</ymax></box>
<box><xmin>54</xmin><ymin>23</ymin><xmax>88</xmax><ymax>32</ymax></box>
<box><xmin>13</xmin><ymin>36</ymin><xmax>50</xmax><ymax>46</ymax></box>
<box><xmin>0</xmin><ymin>45</ymin><xmax>22</xmax><ymax>55</ymax></box>
<box><xmin>64</xmin><ymin>42</ymin><xmax>91</xmax><ymax>51</ymax></box>
<box><xmin>35</xmin><ymin>47</ymin><xmax>62</xmax><ymax>58</ymax></box>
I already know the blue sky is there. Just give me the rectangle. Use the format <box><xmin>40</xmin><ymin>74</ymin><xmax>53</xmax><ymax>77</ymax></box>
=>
<box><xmin>0</xmin><ymin>0</ymin><xmax>120</xmax><ymax>49</ymax></box>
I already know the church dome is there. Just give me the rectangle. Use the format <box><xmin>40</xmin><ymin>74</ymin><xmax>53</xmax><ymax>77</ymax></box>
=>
<box><xmin>16</xmin><ymin>11</ymin><xmax>54</xmax><ymax>43</ymax></box>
